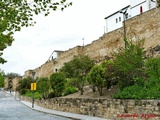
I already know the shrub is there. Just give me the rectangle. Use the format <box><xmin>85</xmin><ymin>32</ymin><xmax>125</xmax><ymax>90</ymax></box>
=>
<box><xmin>47</xmin><ymin>92</ymin><xmax>56</xmax><ymax>98</ymax></box>
<box><xmin>37</xmin><ymin>77</ymin><xmax>50</xmax><ymax>98</ymax></box>
<box><xmin>113</xmin><ymin>39</ymin><xmax>145</xmax><ymax>90</ymax></box>
<box><xmin>24</xmin><ymin>91</ymin><xmax>42</xmax><ymax>99</ymax></box>
<box><xmin>63</xmin><ymin>87</ymin><xmax>78</xmax><ymax>96</ymax></box>
<box><xmin>145</xmin><ymin>58</ymin><xmax>160</xmax><ymax>79</ymax></box>
<box><xmin>17</xmin><ymin>77</ymin><xmax>33</xmax><ymax>95</ymax></box>
<box><xmin>87</xmin><ymin>64</ymin><xmax>107</xmax><ymax>96</ymax></box>
<box><xmin>113</xmin><ymin>77</ymin><xmax>160</xmax><ymax>99</ymax></box>
<box><xmin>60</xmin><ymin>55</ymin><xmax>94</xmax><ymax>95</ymax></box>
<box><xmin>50</xmin><ymin>72</ymin><xmax>66</xmax><ymax>97</ymax></box>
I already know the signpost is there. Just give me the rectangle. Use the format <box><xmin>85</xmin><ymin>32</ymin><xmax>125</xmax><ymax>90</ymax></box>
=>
<box><xmin>31</xmin><ymin>83</ymin><xmax>36</xmax><ymax>108</ymax></box>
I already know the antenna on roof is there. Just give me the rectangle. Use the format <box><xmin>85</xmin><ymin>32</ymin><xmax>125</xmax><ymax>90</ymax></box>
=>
<box><xmin>82</xmin><ymin>38</ymin><xmax>84</xmax><ymax>47</ymax></box>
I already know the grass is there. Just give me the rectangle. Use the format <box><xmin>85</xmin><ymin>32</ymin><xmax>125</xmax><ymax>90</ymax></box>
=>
<box><xmin>24</xmin><ymin>91</ymin><xmax>42</xmax><ymax>99</ymax></box>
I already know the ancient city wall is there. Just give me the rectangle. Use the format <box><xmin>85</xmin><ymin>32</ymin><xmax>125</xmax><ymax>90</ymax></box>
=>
<box><xmin>126</xmin><ymin>8</ymin><xmax>160</xmax><ymax>49</ymax></box>
<box><xmin>4</xmin><ymin>76</ymin><xmax>21</xmax><ymax>91</ymax></box>
<box><xmin>84</xmin><ymin>8</ymin><xmax>160</xmax><ymax>61</ymax></box>
<box><xmin>84</xmin><ymin>28</ymin><xmax>124</xmax><ymax>61</ymax></box>
<box><xmin>54</xmin><ymin>46</ymin><xmax>83</xmax><ymax>71</ymax></box>
<box><xmin>35</xmin><ymin>60</ymin><xmax>55</xmax><ymax>78</ymax></box>
<box><xmin>24</xmin><ymin>46</ymin><xmax>83</xmax><ymax>78</ymax></box>
<box><xmin>23</xmin><ymin>70</ymin><xmax>34</xmax><ymax>78</ymax></box>
<box><xmin>4</xmin><ymin>77</ymin><xmax>9</xmax><ymax>90</ymax></box>
<box><xmin>24</xmin><ymin>8</ymin><xmax>160</xmax><ymax>78</ymax></box>
<box><xmin>20</xmin><ymin>96</ymin><xmax>160</xmax><ymax>120</ymax></box>
<box><xmin>12</xmin><ymin>77</ymin><xmax>22</xmax><ymax>91</ymax></box>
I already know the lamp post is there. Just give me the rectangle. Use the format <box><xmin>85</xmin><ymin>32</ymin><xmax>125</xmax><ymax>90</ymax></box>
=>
<box><xmin>120</xmin><ymin>9</ymin><xmax>127</xmax><ymax>48</ymax></box>
<box><xmin>31</xmin><ymin>71</ymin><xmax>36</xmax><ymax>108</ymax></box>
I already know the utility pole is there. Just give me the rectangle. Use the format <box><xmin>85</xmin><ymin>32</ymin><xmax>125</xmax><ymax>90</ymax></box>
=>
<box><xmin>120</xmin><ymin>9</ymin><xmax>127</xmax><ymax>48</ymax></box>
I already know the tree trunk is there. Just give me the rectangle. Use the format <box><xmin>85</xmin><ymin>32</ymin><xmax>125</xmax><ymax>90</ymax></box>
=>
<box><xmin>98</xmin><ymin>87</ymin><xmax>103</xmax><ymax>96</ymax></box>
<box><xmin>92</xmin><ymin>85</ymin><xmax>96</xmax><ymax>92</ymax></box>
<box><xmin>80</xmin><ymin>88</ymin><xmax>84</xmax><ymax>95</ymax></box>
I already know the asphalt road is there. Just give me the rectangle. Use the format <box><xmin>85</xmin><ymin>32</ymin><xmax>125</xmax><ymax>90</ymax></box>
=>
<box><xmin>0</xmin><ymin>91</ymin><xmax>71</xmax><ymax>120</ymax></box>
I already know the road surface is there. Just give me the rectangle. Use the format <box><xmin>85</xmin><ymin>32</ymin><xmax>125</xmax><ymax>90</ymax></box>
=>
<box><xmin>0</xmin><ymin>91</ymin><xmax>71</xmax><ymax>120</ymax></box>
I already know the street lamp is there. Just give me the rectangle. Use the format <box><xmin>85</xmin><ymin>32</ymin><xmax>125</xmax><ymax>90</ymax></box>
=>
<box><xmin>31</xmin><ymin>71</ymin><xmax>36</xmax><ymax>108</ymax></box>
<box><xmin>119</xmin><ymin>9</ymin><xmax>127</xmax><ymax>48</ymax></box>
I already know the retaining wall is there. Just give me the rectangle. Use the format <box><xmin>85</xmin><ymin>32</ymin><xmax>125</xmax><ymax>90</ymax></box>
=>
<box><xmin>20</xmin><ymin>96</ymin><xmax>160</xmax><ymax>120</ymax></box>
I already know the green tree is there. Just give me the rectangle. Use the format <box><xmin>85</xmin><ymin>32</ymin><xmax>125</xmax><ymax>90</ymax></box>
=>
<box><xmin>37</xmin><ymin>77</ymin><xmax>50</xmax><ymax>98</ymax></box>
<box><xmin>0</xmin><ymin>70</ymin><xmax>5</xmax><ymax>87</ymax></box>
<box><xmin>87</xmin><ymin>64</ymin><xmax>107</xmax><ymax>96</ymax></box>
<box><xmin>113</xmin><ymin>39</ymin><xmax>145</xmax><ymax>90</ymax></box>
<box><xmin>0</xmin><ymin>0</ymin><xmax>72</xmax><ymax>63</ymax></box>
<box><xmin>5</xmin><ymin>72</ymin><xmax>21</xmax><ymax>79</ymax></box>
<box><xmin>16</xmin><ymin>77</ymin><xmax>32</xmax><ymax>95</ymax></box>
<box><xmin>60</xmin><ymin>55</ymin><xmax>94</xmax><ymax>95</ymax></box>
<box><xmin>50</xmin><ymin>72</ymin><xmax>66</xmax><ymax>97</ymax></box>
<box><xmin>145</xmin><ymin>58</ymin><xmax>160</xmax><ymax>79</ymax></box>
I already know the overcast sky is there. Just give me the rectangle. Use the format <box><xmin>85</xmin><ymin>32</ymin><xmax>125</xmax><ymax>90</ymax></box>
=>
<box><xmin>0</xmin><ymin>0</ymin><xmax>129</xmax><ymax>76</ymax></box>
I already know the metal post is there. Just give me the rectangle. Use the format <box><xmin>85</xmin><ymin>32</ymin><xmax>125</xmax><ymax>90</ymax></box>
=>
<box><xmin>120</xmin><ymin>9</ymin><xmax>127</xmax><ymax>48</ymax></box>
<box><xmin>123</xmin><ymin>13</ymin><xmax>127</xmax><ymax>48</ymax></box>
<box><xmin>32</xmin><ymin>90</ymin><xmax>34</xmax><ymax>108</ymax></box>
<box><xmin>32</xmin><ymin>71</ymin><xmax>36</xmax><ymax>108</ymax></box>
<box><xmin>123</xmin><ymin>14</ymin><xmax>126</xmax><ymax>40</ymax></box>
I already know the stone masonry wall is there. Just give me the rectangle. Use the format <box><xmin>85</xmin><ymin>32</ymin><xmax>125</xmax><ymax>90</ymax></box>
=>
<box><xmin>20</xmin><ymin>96</ymin><xmax>160</xmax><ymax>120</ymax></box>
<box><xmin>24</xmin><ymin>8</ymin><xmax>160</xmax><ymax>78</ymax></box>
<box><xmin>12</xmin><ymin>77</ymin><xmax>22</xmax><ymax>91</ymax></box>
<box><xmin>84</xmin><ymin>28</ymin><xmax>124</xmax><ymax>61</ymax></box>
<box><xmin>35</xmin><ymin>60</ymin><xmax>55</xmax><ymax>78</ymax></box>
<box><xmin>24</xmin><ymin>46</ymin><xmax>83</xmax><ymax>78</ymax></box>
<box><xmin>84</xmin><ymin>8</ymin><xmax>160</xmax><ymax>61</ymax></box>
<box><xmin>54</xmin><ymin>46</ymin><xmax>83</xmax><ymax>71</ymax></box>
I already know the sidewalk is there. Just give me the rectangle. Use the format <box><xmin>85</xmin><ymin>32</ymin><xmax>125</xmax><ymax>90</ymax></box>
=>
<box><xmin>6</xmin><ymin>91</ymin><xmax>111</xmax><ymax>120</ymax></box>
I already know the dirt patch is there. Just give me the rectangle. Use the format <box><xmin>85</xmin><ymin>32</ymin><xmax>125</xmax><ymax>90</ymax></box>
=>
<box><xmin>61</xmin><ymin>85</ymin><xmax>119</xmax><ymax>99</ymax></box>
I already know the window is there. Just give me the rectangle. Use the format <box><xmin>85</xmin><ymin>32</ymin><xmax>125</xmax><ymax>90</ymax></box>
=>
<box><xmin>116</xmin><ymin>18</ymin><xmax>118</xmax><ymax>23</ymax></box>
<box><xmin>119</xmin><ymin>17</ymin><xmax>121</xmax><ymax>22</ymax></box>
<box><xmin>140</xmin><ymin>6</ymin><xmax>143</xmax><ymax>14</ymax></box>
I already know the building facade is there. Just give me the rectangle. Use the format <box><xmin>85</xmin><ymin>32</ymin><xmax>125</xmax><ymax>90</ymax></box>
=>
<box><xmin>105</xmin><ymin>0</ymin><xmax>156</xmax><ymax>33</ymax></box>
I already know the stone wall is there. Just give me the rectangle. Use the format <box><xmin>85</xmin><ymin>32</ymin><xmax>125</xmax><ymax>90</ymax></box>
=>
<box><xmin>84</xmin><ymin>7</ymin><xmax>160</xmax><ymax>61</ymax></box>
<box><xmin>24</xmin><ymin>46</ymin><xmax>83</xmax><ymax>78</ymax></box>
<box><xmin>4</xmin><ymin>76</ymin><xmax>21</xmax><ymax>91</ymax></box>
<box><xmin>84</xmin><ymin>29</ymin><xmax>124</xmax><ymax>61</ymax></box>
<box><xmin>4</xmin><ymin>77</ymin><xmax>9</xmax><ymax>90</ymax></box>
<box><xmin>23</xmin><ymin>70</ymin><xmax>34</xmax><ymax>79</ymax></box>
<box><xmin>12</xmin><ymin>77</ymin><xmax>22</xmax><ymax>91</ymax></box>
<box><xmin>24</xmin><ymin>8</ymin><xmax>160</xmax><ymax>78</ymax></box>
<box><xmin>20</xmin><ymin>96</ymin><xmax>160</xmax><ymax>120</ymax></box>
<box><xmin>54</xmin><ymin>46</ymin><xmax>83</xmax><ymax>71</ymax></box>
<box><xmin>35</xmin><ymin>60</ymin><xmax>55</xmax><ymax>78</ymax></box>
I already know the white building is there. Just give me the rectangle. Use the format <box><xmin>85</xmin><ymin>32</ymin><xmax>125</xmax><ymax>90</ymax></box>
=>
<box><xmin>105</xmin><ymin>0</ymin><xmax>156</xmax><ymax>33</ymax></box>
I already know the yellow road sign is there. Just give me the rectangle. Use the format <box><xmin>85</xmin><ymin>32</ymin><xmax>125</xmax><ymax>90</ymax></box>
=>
<box><xmin>31</xmin><ymin>83</ymin><xmax>36</xmax><ymax>90</ymax></box>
